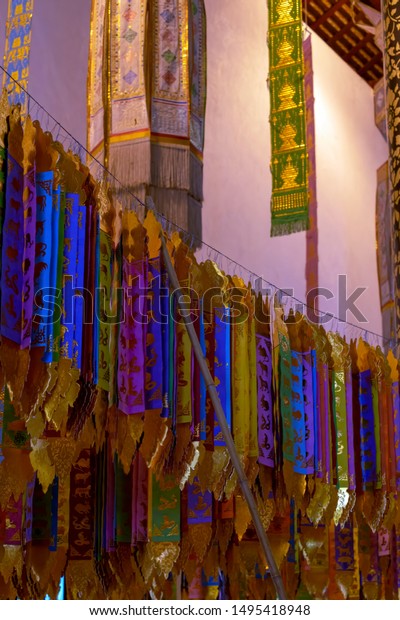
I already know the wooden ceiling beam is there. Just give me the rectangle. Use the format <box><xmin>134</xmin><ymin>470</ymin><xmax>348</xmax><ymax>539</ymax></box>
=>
<box><xmin>311</xmin><ymin>0</ymin><xmax>348</xmax><ymax>29</ymax></box>
<box><xmin>342</xmin><ymin>32</ymin><xmax>376</xmax><ymax>62</ymax></box>
<box><xmin>302</xmin><ymin>0</ymin><xmax>383</xmax><ymax>87</ymax></box>
<box><xmin>313</xmin><ymin>21</ymin><xmax>382</xmax><ymax>81</ymax></box>
<box><xmin>359</xmin><ymin>50</ymin><xmax>383</xmax><ymax>74</ymax></box>
<box><xmin>330</xmin><ymin>19</ymin><xmax>363</xmax><ymax>44</ymax></box>
<box><xmin>356</xmin><ymin>65</ymin><xmax>380</xmax><ymax>85</ymax></box>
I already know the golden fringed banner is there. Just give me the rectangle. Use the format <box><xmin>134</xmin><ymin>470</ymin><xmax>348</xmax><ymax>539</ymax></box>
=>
<box><xmin>2</xmin><ymin>0</ymin><xmax>34</xmax><ymax>114</ymax></box>
<box><xmin>87</xmin><ymin>0</ymin><xmax>206</xmax><ymax>237</ymax></box>
<box><xmin>1</xmin><ymin>102</ymin><xmax>400</xmax><ymax>600</ymax></box>
<box><xmin>88</xmin><ymin>0</ymin><xmax>150</xmax><ymax>183</ymax></box>
<box><xmin>268</xmin><ymin>0</ymin><xmax>309</xmax><ymax>236</ymax></box>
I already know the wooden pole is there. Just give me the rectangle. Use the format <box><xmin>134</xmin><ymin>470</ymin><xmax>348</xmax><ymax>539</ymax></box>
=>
<box><xmin>159</xmin><ymin>231</ymin><xmax>287</xmax><ymax>601</ymax></box>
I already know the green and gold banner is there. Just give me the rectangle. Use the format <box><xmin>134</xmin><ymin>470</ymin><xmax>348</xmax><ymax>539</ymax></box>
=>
<box><xmin>268</xmin><ymin>0</ymin><xmax>309</xmax><ymax>236</ymax></box>
<box><xmin>149</xmin><ymin>473</ymin><xmax>180</xmax><ymax>543</ymax></box>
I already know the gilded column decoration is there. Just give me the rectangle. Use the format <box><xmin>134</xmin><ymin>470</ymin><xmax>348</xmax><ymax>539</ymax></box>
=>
<box><xmin>383</xmin><ymin>1</ymin><xmax>400</xmax><ymax>349</ymax></box>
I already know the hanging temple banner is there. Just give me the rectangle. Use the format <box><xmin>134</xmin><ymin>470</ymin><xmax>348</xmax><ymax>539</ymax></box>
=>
<box><xmin>87</xmin><ymin>0</ymin><xmax>206</xmax><ymax>239</ymax></box>
<box><xmin>304</xmin><ymin>35</ymin><xmax>319</xmax><ymax>318</ymax></box>
<box><xmin>0</xmin><ymin>96</ymin><xmax>398</xmax><ymax>598</ymax></box>
<box><xmin>268</xmin><ymin>0</ymin><xmax>309</xmax><ymax>237</ymax></box>
<box><xmin>2</xmin><ymin>0</ymin><xmax>34</xmax><ymax>113</ymax></box>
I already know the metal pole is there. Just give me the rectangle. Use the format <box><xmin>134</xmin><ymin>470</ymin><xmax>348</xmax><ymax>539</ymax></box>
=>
<box><xmin>159</xmin><ymin>232</ymin><xmax>287</xmax><ymax>601</ymax></box>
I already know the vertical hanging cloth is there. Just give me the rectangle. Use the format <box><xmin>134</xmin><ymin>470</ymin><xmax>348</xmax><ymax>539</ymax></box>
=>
<box><xmin>32</xmin><ymin>169</ymin><xmax>53</xmax><ymax>350</ymax></box>
<box><xmin>98</xmin><ymin>228</ymin><xmax>112</xmax><ymax>391</ymax></box>
<box><xmin>109</xmin><ymin>0</ymin><xmax>151</xmax><ymax>185</ymax></box>
<box><xmin>2</xmin><ymin>0</ymin><xmax>35</xmax><ymax>114</ymax></box>
<box><xmin>118</xmin><ymin>211</ymin><xmax>147</xmax><ymax>415</ymax></box>
<box><xmin>303</xmin><ymin>34</ymin><xmax>319</xmax><ymax>315</ymax></box>
<box><xmin>359</xmin><ymin>369</ymin><xmax>377</xmax><ymax>489</ymax></box>
<box><xmin>87</xmin><ymin>0</ymin><xmax>107</xmax><ymax>167</ymax></box>
<box><xmin>256</xmin><ymin>333</ymin><xmax>274</xmax><ymax>468</ymax></box>
<box><xmin>144</xmin><ymin>211</ymin><xmax>163</xmax><ymax>413</ymax></box>
<box><xmin>87</xmin><ymin>0</ymin><xmax>207</xmax><ymax>236</ymax></box>
<box><xmin>150</xmin><ymin>0</ymin><xmax>191</xmax><ymax>191</ymax></box>
<box><xmin>214</xmin><ymin>307</ymin><xmax>231</xmax><ymax>445</ymax></box>
<box><xmin>49</xmin><ymin>186</ymin><xmax>65</xmax><ymax>363</ymax></box>
<box><xmin>1</xmin><ymin>114</ymin><xmax>36</xmax><ymax>349</ymax></box>
<box><xmin>31</xmin><ymin>127</ymin><xmax>58</xmax><ymax>356</ymax></box>
<box><xmin>267</xmin><ymin>0</ymin><xmax>309</xmax><ymax>236</ymax></box>
<box><xmin>59</xmin><ymin>193</ymin><xmax>79</xmax><ymax>361</ymax></box>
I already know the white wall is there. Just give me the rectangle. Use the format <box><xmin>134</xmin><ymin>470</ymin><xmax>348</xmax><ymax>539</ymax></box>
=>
<box><xmin>0</xmin><ymin>0</ymin><xmax>389</xmax><ymax>334</ymax></box>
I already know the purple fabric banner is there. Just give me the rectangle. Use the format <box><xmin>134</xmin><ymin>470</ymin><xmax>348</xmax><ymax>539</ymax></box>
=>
<box><xmin>187</xmin><ymin>477</ymin><xmax>212</xmax><ymax>525</ymax></box>
<box><xmin>118</xmin><ymin>258</ymin><xmax>147</xmax><ymax>415</ymax></box>
<box><xmin>359</xmin><ymin>370</ymin><xmax>377</xmax><ymax>487</ymax></box>
<box><xmin>145</xmin><ymin>256</ymin><xmax>163</xmax><ymax>412</ymax></box>
<box><xmin>24</xmin><ymin>474</ymin><xmax>35</xmax><ymax>544</ymax></box>
<box><xmin>1</xmin><ymin>156</ymin><xmax>36</xmax><ymax>347</ymax></box>
<box><xmin>302</xmin><ymin>351</ymin><xmax>315</xmax><ymax>476</ymax></box>
<box><xmin>5</xmin><ymin>494</ymin><xmax>23</xmax><ymax>545</ymax></box>
<box><xmin>256</xmin><ymin>334</ymin><xmax>274</xmax><ymax>467</ymax></box>
<box><xmin>392</xmin><ymin>382</ymin><xmax>400</xmax><ymax>488</ymax></box>
<box><xmin>335</xmin><ymin>519</ymin><xmax>355</xmax><ymax>571</ymax></box>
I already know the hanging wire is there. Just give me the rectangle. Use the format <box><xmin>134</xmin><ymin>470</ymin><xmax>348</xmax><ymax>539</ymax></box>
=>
<box><xmin>0</xmin><ymin>64</ymin><xmax>394</xmax><ymax>350</ymax></box>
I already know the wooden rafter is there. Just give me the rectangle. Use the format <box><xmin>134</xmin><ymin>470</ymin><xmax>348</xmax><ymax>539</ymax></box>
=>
<box><xmin>302</xmin><ymin>0</ymin><xmax>383</xmax><ymax>87</ymax></box>
<box><xmin>312</xmin><ymin>0</ymin><xmax>348</xmax><ymax>29</ymax></box>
